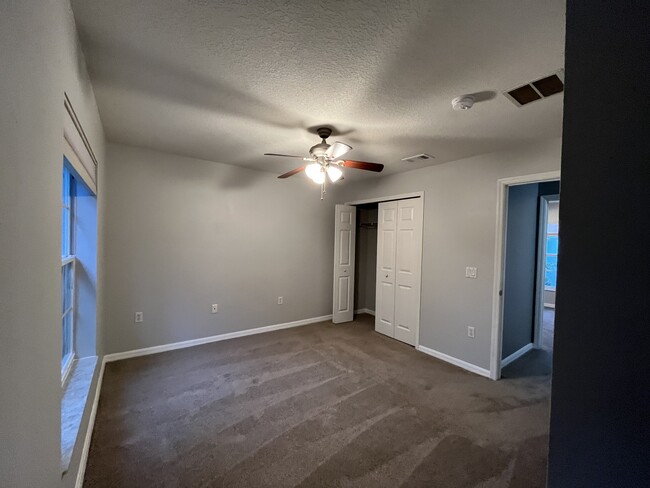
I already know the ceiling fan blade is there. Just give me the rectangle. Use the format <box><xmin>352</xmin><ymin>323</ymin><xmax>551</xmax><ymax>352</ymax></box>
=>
<box><xmin>340</xmin><ymin>160</ymin><xmax>384</xmax><ymax>172</ymax></box>
<box><xmin>264</xmin><ymin>153</ymin><xmax>305</xmax><ymax>159</ymax></box>
<box><xmin>277</xmin><ymin>166</ymin><xmax>305</xmax><ymax>179</ymax></box>
<box><xmin>325</xmin><ymin>141</ymin><xmax>352</xmax><ymax>160</ymax></box>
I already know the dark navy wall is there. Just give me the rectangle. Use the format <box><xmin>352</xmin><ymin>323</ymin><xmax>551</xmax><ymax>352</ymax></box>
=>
<box><xmin>548</xmin><ymin>2</ymin><xmax>650</xmax><ymax>486</ymax></box>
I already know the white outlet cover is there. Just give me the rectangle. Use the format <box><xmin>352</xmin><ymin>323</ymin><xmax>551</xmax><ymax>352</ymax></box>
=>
<box><xmin>277</xmin><ymin>296</ymin><xmax>283</xmax><ymax>305</ymax></box>
<box><xmin>211</xmin><ymin>304</ymin><xmax>218</xmax><ymax>313</ymax></box>
<box><xmin>467</xmin><ymin>326</ymin><xmax>475</xmax><ymax>338</ymax></box>
<box><xmin>465</xmin><ymin>266</ymin><xmax>478</xmax><ymax>279</ymax></box>
<box><xmin>135</xmin><ymin>312</ymin><xmax>143</xmax><ymax>323</ymax></box>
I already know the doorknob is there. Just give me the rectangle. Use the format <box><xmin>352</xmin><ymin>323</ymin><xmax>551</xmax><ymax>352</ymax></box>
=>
<box><xmin>385</xmin><ymin>274</ymin><xmax>388</xmax><ymax>278</ymax></box>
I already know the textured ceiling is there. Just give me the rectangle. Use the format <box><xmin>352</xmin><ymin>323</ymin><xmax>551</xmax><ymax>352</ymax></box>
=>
<box><xmin>72</xmin><ymin>0</ymin><xmax>565</xmax><ymax>179</ymax></box>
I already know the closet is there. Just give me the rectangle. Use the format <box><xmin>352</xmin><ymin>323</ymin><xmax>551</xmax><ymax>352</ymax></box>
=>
<box><xmin>375</xmin><ymin>198</ymin><xmax>423</xmax><ymax>346</ymax></box>
<box><xmin>333</xmin><ymin>196</ymin><xmax>423</xmax><ymax>347</ymax></box>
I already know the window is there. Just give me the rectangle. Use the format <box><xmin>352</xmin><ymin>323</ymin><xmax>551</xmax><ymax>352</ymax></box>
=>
<box><xmin>545</xmin><ymin>222</ymin><xmax>559</xmax><ymax>290</ymax></box>
<box><xmin>61</xmin><ymin>164</ymin><xmax>76</xmax><ymax>381</ymax></box>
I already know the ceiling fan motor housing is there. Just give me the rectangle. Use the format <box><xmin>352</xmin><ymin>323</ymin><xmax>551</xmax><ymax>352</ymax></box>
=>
<box><xmin>309</xmin><ymin>142</ymin><xmax>330</xmax><ymax>158</ymax></box>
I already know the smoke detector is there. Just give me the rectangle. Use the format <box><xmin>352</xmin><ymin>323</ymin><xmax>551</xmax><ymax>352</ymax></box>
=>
<box><xmin>452</xmin><ymin>95</ymin><xmax>475</xmax><ymax>110</ymax></box>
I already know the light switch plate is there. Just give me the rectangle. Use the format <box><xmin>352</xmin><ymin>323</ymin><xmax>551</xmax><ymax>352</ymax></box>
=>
<box><xmin>211</xmin><ymin>304</ymin><xmax>218</xmax><ymax>314</ymax></box>
<box><xmin>465</xmin><ymin>266</ymin><xmax>478</xmax><ymax>279</ymax></box>
<box><xmin>135</xmin><ymin>312</ymin><xmax>143</xmax><ymax>323</ymax></box>
<box><xmin>467</xmin><ymin>326</ymin><xmax>475</xmax><ymax>338</ymax></box>
<box><xmin>277</xmin><ymin>296</ymin><xmax>283</xmax><ymax>305</ymax></box>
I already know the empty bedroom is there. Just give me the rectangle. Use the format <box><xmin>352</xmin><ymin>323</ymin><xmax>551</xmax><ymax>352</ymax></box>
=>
<box><xmin>1</xmin><ymin>1</ymin><xmax>648</xmax><ymax>488</ymax></box>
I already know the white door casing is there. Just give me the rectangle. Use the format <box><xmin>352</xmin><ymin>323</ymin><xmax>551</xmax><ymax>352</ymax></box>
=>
<box><xmin>375</xmin><ymin>201</ymin><xmax>398</xmax><ymax>337</ymax></box>
<box><xmin>332</xmin><ymin>204</ymin><xmax>356</xmax><ymax>323</ymax></box>
<box><xmin>393</xmin><ymin>198</ymin><xmax>423</xmax><ymax>346</ymax></box>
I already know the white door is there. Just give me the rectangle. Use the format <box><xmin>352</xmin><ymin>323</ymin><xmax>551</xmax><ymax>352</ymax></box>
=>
<box><xmin>393</xmin><ymin>198</ymin><xmax>423</xmax><ymax>346</ymax></box>
<box><xmin>375</xmin><ymin>201</ymin><xmax>398</xmax><ymax>337</ymax></box>
<box><xmin>332</xmin><ymin>204</ymin><xmax>356</xmax><ymax>323</ymax></box>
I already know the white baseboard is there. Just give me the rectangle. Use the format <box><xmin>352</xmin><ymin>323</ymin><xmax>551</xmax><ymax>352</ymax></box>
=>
<box><xmin>355</xmin><ymin>308</ymin><xmax>375</xmax><ymax>316</ymax></box>
<box><xmin>416</xmin><ymin>345</ymin><xmax>491</xmax><ymax>378</ymax></box>
<box><xmin>104</xmin><ymin>314</ymin><xmax>333</xmax><ymax>363</ymax></box>
<box><xmin>501</xmin><ymin>343</ymin><xmax>534</xmax><ymax>368</ymax></box>
<box><xmin>543</xmin><ymin>303</ymin><xmax>555</xmax><ymax>309</ymax></box>
<box><xmin>75</xmin><ymin>356</ymin><xmax>106</xmax><ymax>488</ymax></box>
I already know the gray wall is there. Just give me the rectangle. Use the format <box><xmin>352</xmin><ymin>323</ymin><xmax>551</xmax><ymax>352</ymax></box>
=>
<box><xmin>100</xmin><ymin>143</ymin><xmax>336</xmax><ymax>354</ymax></box>
<box><xmin>336</xmin><ymin>139</ymin><xmax>561</xmax><ymax>370</ymax></box>
<box><xmin>0</xmin><ymin>1</ymin><xmax>105</xmax><ymax>486</ymax></box>
<box><xmin>354</xmin><ymin>206</ymin><xmax>378</xmax><ymax>312</ymax></box>
<box><xmin>501</xmin><ymin>184</ymin><xmax>539</xmax><ymax>358</ymax></box>
<box><xmin>548</xmin><ymin>2</ymin><xmax>650</xmax><ymax>485</ymax></box>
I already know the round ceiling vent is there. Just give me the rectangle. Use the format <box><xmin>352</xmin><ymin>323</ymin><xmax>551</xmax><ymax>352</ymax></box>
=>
<box><xmin>452</xmin><ymin>95</ymin><xmax>475</xmax><ymax>110</ymax></box>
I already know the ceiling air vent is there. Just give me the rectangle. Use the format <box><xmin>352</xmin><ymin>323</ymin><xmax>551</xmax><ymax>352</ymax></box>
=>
<box><xmin>401</xmin><ymin>153</ymin><xmax>434</xmax><ymax>163</ymax></box>
<box><xmin>504</xmin><ymin>70</ymin><xmax>564</xmax><ymax>107</ymax></box>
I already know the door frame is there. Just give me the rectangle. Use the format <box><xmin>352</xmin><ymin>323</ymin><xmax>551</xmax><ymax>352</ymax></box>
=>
<box><xmin>342</xmin><ymin>191</ymin><xmax>424</xmax><ymax>348</ymax></box>
<box><xmin>533</xmin><ymin>194</ymin><xmax>560</xmax><ymax>348</ymax></box>
<box><xmin>490</xmin><ymin>172</ymin><xmax>560</xmax><ymax>380</ymax></box>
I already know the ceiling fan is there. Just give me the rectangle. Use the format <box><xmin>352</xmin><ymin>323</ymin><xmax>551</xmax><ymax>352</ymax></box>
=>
<box><xmin>264</xmin><ymin>127</ymin><xmax>384</xmax><ymax>198</ymax></box>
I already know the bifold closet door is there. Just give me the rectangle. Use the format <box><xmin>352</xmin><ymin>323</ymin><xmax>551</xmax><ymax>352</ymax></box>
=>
<box><xmin>375</xmin><ymin>201</ymin><xmax>397</xmax><ymax>337</ymax></box>
<box><xmin>393</xmin><ymin>198</ymin><xmax>423</xmax><ymax>346</ymax></box>
<box><xmin>332</xmin><ymin>204</ymin><xmax>356</xmax><ymax>323</ymax></box>
<box><xmin>375</xmin><ymin>198</ymin><xmax>423</xmax><ymax>346</ymax></box>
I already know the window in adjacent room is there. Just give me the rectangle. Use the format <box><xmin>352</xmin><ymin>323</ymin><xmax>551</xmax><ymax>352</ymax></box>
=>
<box><xmin>545</xmin><ymin>218</ymin><xmax>559</xmax><ymax>290</ymax></box>
<box><xmin>61</xmin><ymin>163</ymin><xmax>76</xmax><ymax>382</ymax></box>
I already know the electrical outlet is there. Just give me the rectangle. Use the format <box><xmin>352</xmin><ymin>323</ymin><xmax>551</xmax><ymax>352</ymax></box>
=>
<box><xmin>211</xmin><ymin>304</ymin><xmax>218</xmax><ymax>314</ymax></box>
<box><xmin>277</xmin><ymin>296</ymin><xmax>283</xmax><ymax>305</ymax></box>
<box><xmin>135</xmin><ymin>312</ymin><xmax>143</xmax><ymax>323</ymax></box>
<box><xmin>467</xmin><ymin>326</ymin><xmax>475</xmax><ymax>338</ymax></box>
<box><xmin>465</xmin><ymin>266</ymin><xmax>478</xmax><ymax>279</ymax></box>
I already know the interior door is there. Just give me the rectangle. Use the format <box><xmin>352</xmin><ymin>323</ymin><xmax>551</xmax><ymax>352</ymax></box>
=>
<box><xmin>393</xmin><ymin>198</ymin><xmax>423</xmax><ymax>346</ymax></box>
<box><xmin>332</xmin><ymin>204</ymin><xmax>356</xmax><ymax>323</ymax></box>
<box><xmin>375</xmin><ymin>201</ymin><xmax>398</xmax><ymax>337</ymax></box>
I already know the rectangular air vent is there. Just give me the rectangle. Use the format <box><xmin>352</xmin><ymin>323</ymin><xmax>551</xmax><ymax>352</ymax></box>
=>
<box><xmin>504</xmin><ymin>70</ymin><xmax>564</xmax><ymax>107</ymax></box>
<box><xmin>401</xmin><ymin>153</ymin><xmax>434</xmax><ymax>163</ymax></box>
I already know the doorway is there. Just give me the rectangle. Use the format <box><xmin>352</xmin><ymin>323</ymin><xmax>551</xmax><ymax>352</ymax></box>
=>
<box><xmin>333</xmin><ymin>192</ymin><xmax>424</xmax><ymax>348</ymax></box>
<box><xmin>490</xmin><ymin>171</ymin><xmax>560</xmax><ymax>380</ymax></box>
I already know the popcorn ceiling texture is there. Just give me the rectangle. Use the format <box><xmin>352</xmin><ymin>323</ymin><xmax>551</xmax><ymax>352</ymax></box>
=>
<box><xmin>72</xmin><ymin>0</ymin><xmax>565</xmax><ymax>178</ymax></box>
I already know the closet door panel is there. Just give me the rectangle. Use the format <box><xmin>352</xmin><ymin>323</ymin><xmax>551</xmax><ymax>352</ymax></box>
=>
<box><xmin>394</xmin><ymin>198</ymin><xmax>423</xmax><ymax>346</ymax></box>
<box><xmin>375</xmin><ymin>201</ymin><xmax>398</xmax><ymax>337</ymax></box>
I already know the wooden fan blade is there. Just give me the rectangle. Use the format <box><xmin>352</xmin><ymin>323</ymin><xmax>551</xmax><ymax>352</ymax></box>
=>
<box><xmin>264</xmin><ymin>153</ymin><xmax>304</xmax><ymax>159</ymax></box>
<box><xmin>278</xmin><ymin>166</ymin><xmax>305</xmax><ymax>179</ymax></box>
<box><xmin>341</xmin><ymin>160</ymin><xmax>384</xmax><ymax>172</ymax></box>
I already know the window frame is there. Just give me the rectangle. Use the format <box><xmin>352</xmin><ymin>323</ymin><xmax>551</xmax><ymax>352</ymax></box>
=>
<box><xmin>61</xmin><ymin>165</ymin><xmax>77</xmax><ymax>384</ymax></box>
<box><xmin>544</xmin><ymin>218</ymin><xmax>559</xmax><ymax>292</ymax></box>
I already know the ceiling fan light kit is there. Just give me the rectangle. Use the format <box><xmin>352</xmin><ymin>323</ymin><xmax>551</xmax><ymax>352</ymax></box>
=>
<box><xmin>264</xmin><ymin>127</ymin><xmax>384</xmax><ymax>199</ymax></box>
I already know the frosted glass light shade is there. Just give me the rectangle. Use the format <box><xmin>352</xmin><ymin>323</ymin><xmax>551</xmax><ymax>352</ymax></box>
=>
<box><xmin>305</xmin><ymin>163</ymin><xmax>320</xmax><ymax>180</ymax></box>
<box><xmin>327</xmin><ymin>165</ymin><xmax>343</xmax><ymax>182</ymax></box>
<box><xmin>311</xmin><ymin>169</ymin><xmax>326</xmax><ymax>184</ymax></box>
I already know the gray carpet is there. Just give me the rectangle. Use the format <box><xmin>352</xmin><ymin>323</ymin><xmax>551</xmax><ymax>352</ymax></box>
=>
<box><xmin>502</xmin><ymin>308</ymin><xmax>554</xmax><ymax>379</ymax></box>
<box><xmin>85</xmin><ymin>314</ymin><xmax>551</xmax><ymax>487</ymax></box>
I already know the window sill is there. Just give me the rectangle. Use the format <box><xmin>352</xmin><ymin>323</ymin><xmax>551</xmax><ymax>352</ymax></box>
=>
<box><xmin>61</xmin><ymin>356</ymin><xmax>97</xmax><ymax>474</ymax></box>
